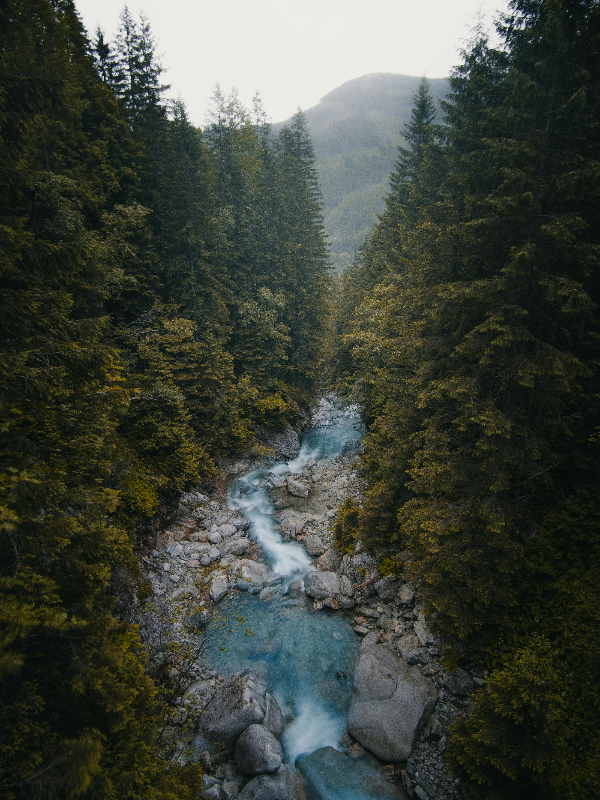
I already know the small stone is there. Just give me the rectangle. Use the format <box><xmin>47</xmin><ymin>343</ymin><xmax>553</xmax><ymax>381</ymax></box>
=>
<box><xmin>208</xmin><ymin>532</ymin><xmax>223</xmax><ymax>544</ymax></box>
<box><xmin>414</xmin><ymin>613</ymin><xmax>434</xmax><ymax>646</ymax></box>
<box><xmin>222</xmin><ymin>780</ymin><xmax>239</xmax><ymax>799</ymax></box>
<box><xmin>219</xmin><ymin>524</ymin><xmax>238</xmax><ymax>537</ymax></box>
<box><xmin>258</xmin><ymin>586</ymin><xmax>281</xmax><ymax>602</ymax></box>
<box><xmin>208</xmin><ymin>546</ymin><xmax>221</xmax><ymax>562</ymax></box>
<box><xmin>302</xmin><ymin>534</ymin><xmax>326</xmax><ymax>556</ymax></box>
<box><xmin>354</xmin><ymin>625</ymin><xmax>369</xmax><ymax>635</ymax></box>
<box><xmin>210</xmin><ymin>572</ymin><xmax>230</xmax><ymax>603</ymax></box>
<box><xmin>286</xmin><ymin>477</ymin><xmax>309</xmax><ymax>498</ymax></box>
<box><xmin>167</xmin><ymin>542</ymin><xmax>183</xmax><ymax>558</ymax></box>
<box><xmin>443</xmin><ymin>667</ymin><xmax>475</xmax><ymax>696</ymax></box>
<box><xmin>398</xmin><ymin>584</ymin><xmax>415</xmax><ymax>604</ymax></box>
<box><xmin>346</xmin><ymin>742</ymin><xmax>367</xmax><ymax>760</ymax></box>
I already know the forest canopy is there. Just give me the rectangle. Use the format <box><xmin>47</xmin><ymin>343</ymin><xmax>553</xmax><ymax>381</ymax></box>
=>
<box><xmin>0</xmin><ymin>1</ymin><xmax>328</xmax><ymax>796</ymax></box>
<box><xmin>337</xmin><ymin>1</ymin><xmax>600</xmax><ymax>797</ymax></box>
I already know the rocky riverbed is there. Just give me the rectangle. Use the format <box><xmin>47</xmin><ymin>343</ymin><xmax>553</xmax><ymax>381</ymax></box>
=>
<box><xmin>133</xmin><ymin>396</ymin><xmax>481</xmax><ymax>800</ymax></box>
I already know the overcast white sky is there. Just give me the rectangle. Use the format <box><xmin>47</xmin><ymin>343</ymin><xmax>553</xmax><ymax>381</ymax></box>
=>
<box><xmin>74</xmin><ymin>0</ymin><xmax>509</xmax><ymax>126</ymax></box>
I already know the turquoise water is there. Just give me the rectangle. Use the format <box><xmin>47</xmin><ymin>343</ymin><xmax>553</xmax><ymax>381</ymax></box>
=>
<box><xmin>204</xmin><ymin>400</ymin><xmax>364</xmax><ymax>763</ymax></box>
<box><xmin>202</xmin><ymin>591</ymin><xmax>359</xmax><ymax>763</ymax></box>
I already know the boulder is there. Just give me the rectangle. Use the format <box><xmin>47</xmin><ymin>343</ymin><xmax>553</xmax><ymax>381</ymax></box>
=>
<box><xmin>236</xmin><ymin>565</ymin><xmax>264</xmax><ymax>593</ymax></box>
<box><xmin>302</xmin><ymin>534</ymin><xmax>326</xmax><ymax>556</ymax></box>
<box><xmin>443</xmin><ymin>667</ymin><xmax>475</xmax><ymax>696</ymax></box>
<box><xmin>315</xmin><ymin>548</ymin><xmax>342</xmax><ymax>572</ymax></box>
<box><xmin>234</xmin><ymin>724</ymin><xmax>283</xmax><ymax>774</ymax></box>
<box><xmin>347</xmin><ymin>644</ymin><xmax>438</xmax><ymax>762</ymax></box>
<box><xmin>296</xmin><ymin>746</ymin><xmax>409</xmax><ymax>800</ymax></box>
<box><xmin>237</xmin><ymin>764</ymin><xmax>296</xmax><ymax>800</ymax></box>
<box><xmin>268</xmin><ymin>475</ymin><xmax>287</xmax><ymax>489</ymax></box>
<box><xmin>287</xmin><ymin>477</ymin><xmax>310</xmax><ymax>498</ymax></box>
<box><xmin>304</xmin><ymin>570</ymin><xmax>340</xmax><ymax>600</ymax></box>
<box><xmin>210</xmin><ymin>572</ymin><xmax>230</xmax><ymax>603</ymax></box>
<box><xmin>277</xmin><ymin>511</ymin><xmax>306</xmax><ymax>539</ymax></box>
<box><xmin>263</xmin><ymin>692</ymin><xmax>286</xmax><ymax>737</ymax></box>
<box><xmin>225</xmin><ymin>538</ymin><xmax>251</xmax><ymax>556</ymax></box>
<box><xmin>208</xmin><ymin>531</ymin><xmax>223</xmax><ymax>544</ymax></box>
<box><xmin>186</xmin><ymin>606</ymin><xmax>211</xmax><ymax>631</ymax></box>
<box><xmin>258</xmin><ymin>586</ymin><xmax>282</xmax><ymax>602</ymax></box>
<box><xmin>374</xmin><ymin>576</ymin><xmax>401</xmax><ymax>601</ymax></box>
<box><xmin>167</xmin><ymin>542</ymin><xmax>183</xmax><ymax>558</ymax></box>
<box><xmin>218</xmin><ymin>524</ymin><xmax>238</xmax><ymax>537</ymax></box>
<box><xmin>199</xmin><ymin>672</ymin><xmax>267</xmax><ymax>741</ymax></box>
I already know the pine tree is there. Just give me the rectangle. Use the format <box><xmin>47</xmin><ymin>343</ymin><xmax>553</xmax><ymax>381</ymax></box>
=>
<box><xmin>0</xmin><ymin>3</ymin><xmax>201</xmax><ymax>797</ymax></box>
<box><xmin>340</xmin><ymin>1</ymin><xmax>600</xmax><ymax>796</ymax></box>
<box><xmin>275</xmin><ymin>110</ymin><xmax>330</xmax><ymax>396</ymax></box>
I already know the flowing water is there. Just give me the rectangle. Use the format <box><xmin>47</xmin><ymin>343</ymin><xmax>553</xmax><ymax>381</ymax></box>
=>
<box><xmin>203</xmin><ymin>399</ymin><xmax>364</xmax><ymax>764</ymax></box>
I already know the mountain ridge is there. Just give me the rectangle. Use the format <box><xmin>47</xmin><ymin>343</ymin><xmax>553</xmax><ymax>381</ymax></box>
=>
<box><xmin>277</xmin><ymin>72</ymin><xmax>450</xmax><ymax>271</ymax></box>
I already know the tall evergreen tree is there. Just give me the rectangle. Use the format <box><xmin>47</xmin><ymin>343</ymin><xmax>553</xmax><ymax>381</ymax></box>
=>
<box><xmin>340</xmin><ymin>1</ymin><xmax>600</xmax><ymax>797</ymax></box>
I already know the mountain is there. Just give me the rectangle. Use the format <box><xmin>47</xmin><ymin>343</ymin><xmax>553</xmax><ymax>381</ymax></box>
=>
<box><xmin>278</xmin><ymin>73</ymin><xmax>450</xmax><ymax>272</ymax></box>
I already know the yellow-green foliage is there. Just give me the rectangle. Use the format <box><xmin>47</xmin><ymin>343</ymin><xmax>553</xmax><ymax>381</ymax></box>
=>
<box><xmin>339</xmin><ymin>3</ymin><xmax>600</xmax><ymax>799</ymax></box>
<box><xmin>333</xmin><ymin>496</ymin><xmax>361</xmax><ymax>554</ymax></box>
<box><xmin>253</xmin><ymin>393</ymin><xmax>289</xmax><ymax>427</ymax></box>
<box><xmin>0</xmin><ymin>1</ymin><xmax>330</xmax><ymax>797</ymax></box>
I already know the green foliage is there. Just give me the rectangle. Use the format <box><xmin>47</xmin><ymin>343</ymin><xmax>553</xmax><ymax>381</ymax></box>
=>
<box><xmin>333</xmin><ymin>496</ymin><xmax>361</xmax><ymax>554</ymax></box>
<box><xmin>339</xmin><ymin>2</ymin><xmax>600</xmax><ymax>797</ymax></box>
<box><xmin>0</xmin><ymin>0</ymin><xmax>329</xmax><ymax>796</ymax></box>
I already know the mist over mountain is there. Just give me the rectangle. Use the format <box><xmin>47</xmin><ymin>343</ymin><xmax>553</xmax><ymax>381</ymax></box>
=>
<box><xmin>278</xmin><ymin>73</ymin><xmax>449</xmax><ymax>271</ymax></box>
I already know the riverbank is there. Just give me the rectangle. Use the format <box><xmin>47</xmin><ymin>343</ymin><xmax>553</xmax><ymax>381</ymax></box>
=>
<box><xmin>132</xmin><ymin>396</ymin><xmax>478</xmax><ymax>800</ymax></box>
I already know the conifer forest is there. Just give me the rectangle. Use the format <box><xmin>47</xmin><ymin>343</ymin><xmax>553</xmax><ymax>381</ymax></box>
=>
<box><xmin>1</xmin><ymin>1</ymin><xmax>599</xmax><ymax>799</ymax></box>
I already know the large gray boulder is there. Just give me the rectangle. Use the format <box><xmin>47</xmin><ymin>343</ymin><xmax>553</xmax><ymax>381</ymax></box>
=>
<box><xmin>237</xmin><ymin>764</ymin><xmax>296</xmax><ymax>800</ymax></box>
<box><xmin>347</xmin><ymin>644</ymin><xmax>438</xmax><ymax>762</ymax></box>
<box><xmin>234</xmin><ymin>724</ymin><xmax>283</xmax><ymax>774</ymax></box>
<box><xmin>296</xmin><ymin>746</ymin><xmax>408</xmax><ymax>800</ymax></box>
<box><xmin>304</xmin><ymin>570</ymin><xmax>340</xmax><ymax>600</ymax></box>
<box><xmin>199</xmin><ymin>672</ymin><xmax>267</xmax><ymax>741</ymax></box>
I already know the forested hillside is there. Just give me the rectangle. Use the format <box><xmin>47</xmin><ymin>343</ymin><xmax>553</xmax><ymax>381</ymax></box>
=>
<box><xmin>278</xmin><ymin>73</ymin><xmax>449</xmax><ymax>272</ymax></box>
<box><xmin>0</xmin><ymin>1</ymin><xmax>328</xmax><ymax>796</ymax></box>
<box><xmin>338</xmin><ymin>1</ymin><xmax>600</xmax><ymax>798</ymax></box>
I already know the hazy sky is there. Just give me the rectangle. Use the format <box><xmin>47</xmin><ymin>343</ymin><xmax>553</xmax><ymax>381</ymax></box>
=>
<box><xmin>74</xmin><ymin>0</ymin><xmax>509</xmax><ymax>126</ymax></box>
